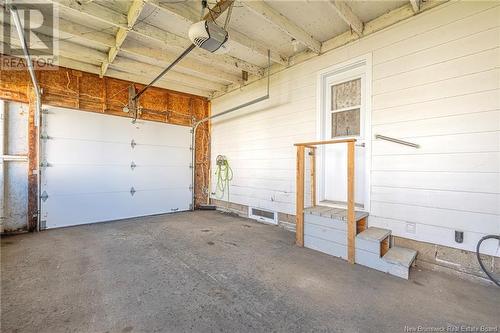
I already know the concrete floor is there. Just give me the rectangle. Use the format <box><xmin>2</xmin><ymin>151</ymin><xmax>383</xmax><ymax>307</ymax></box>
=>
<box><xmin>1</xmin><ymin>211</ymin><xmax>499</xmax><ymax>333</ymax></box>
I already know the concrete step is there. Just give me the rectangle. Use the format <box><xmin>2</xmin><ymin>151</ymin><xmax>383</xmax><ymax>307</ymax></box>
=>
<box><xmin>356</xmin><ymin>227</ymin><xmax>391</xmax><ymax>254</ymax></box>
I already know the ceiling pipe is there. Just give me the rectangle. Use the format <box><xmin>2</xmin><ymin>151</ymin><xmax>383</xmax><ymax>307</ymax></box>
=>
<box><xmin>191</xmin><ymin>50</ymin><xmax>271</xmax><ymax>210</ymax></box>
<box><xmin>10</xmin><ymin>5</ymin><xmax>43</xmax><ymax>231</ymax></box>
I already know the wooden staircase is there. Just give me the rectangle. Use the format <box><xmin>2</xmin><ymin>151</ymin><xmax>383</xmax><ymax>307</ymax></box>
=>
<box><xmin>304</xmin><ymin>205</ymin><xmax>417</xmax><ymax>279</ymax></box>
<box><xmin>294</xmin><ymin>139</ymin><xmax>417</xmax><ymax>280</ymax></box>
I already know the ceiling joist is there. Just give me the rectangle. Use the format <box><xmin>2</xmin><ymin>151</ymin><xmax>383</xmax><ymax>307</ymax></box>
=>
<box><xmin>328</xmin><ymin>1</ymin><xmax>364</xmax><ymax>36</ymax></box>
<box><xmin>101</xmin><ymin>0</ymin><xmax>147</xmax><ymax>77</ymax></box>
<box><xmin>49</xmin><ymin>0</ymin><xmax>264</xmax><ymax>76</ymax></box>
<box><xmin>147</xmin><ymin>0</ymin><xmax>288</xmax><ymax>66</ymax></box>
<box><xmin>242</xmin><ymin>0</ymin><xmax>321</xmax><ymax>54</ymax></box>
<box><xmin>2</xmin><ymin>32</ymin><xmax>223</xmax><ymax>95</ymax></box>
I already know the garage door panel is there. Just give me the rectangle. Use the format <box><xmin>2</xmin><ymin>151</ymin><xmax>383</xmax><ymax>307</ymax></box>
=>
<box><xmin>43</xmin><ymin>192</ymin><xmax>139</xmax><ymax>229</ymax></box>
<box><xmin>44</xmin><ymin>139</ymin><xmax>133</xmax><ymax>165</ymax></box>
<box><xmin>43</xmin><ymin>188</ymin><xmax>191</xmax><ymax>229</ymax></box>
<box><xmin>44</xmin><ymin>108</ymin><xmax>135</xmax><ymax>142</ymax></box>
<box><xmin>132</xmin><ymin>146</ymin><xmax>191</xmax><ymax>166</ymax></box>
<box><xmin>131</xmin><ymin>189</ymin><xmax>191</xmax><ymax>215</ymax></box>
<box><xmin>42</xmin><ymin>166</ymin><xmax>133</xmax><ymax>195</ymax></box>
<box><xmin>131</xmin><ymin>167</ymin><xmax>191</xmax><ymax>189</ymax></box>
<box><xmin>131</xmin><ymin>121</ymin><xmax>191</xmax><ymax>146</ymax></box>
<box><xmin>41</xmin><ymin>107</ymin><xmax>192</xmax><ymax>229</ymax></box>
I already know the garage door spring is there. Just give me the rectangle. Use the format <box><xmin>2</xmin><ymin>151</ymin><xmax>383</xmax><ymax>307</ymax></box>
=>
<box><xmin>215</xmin><ymin>155</ymin><xmax>233</xmax><ymax>200</ymax></box>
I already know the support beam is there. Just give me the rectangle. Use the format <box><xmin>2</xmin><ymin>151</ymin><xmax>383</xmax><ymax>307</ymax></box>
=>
<box><xmin>242</xmin><ymin>0</ymin><xmax>321</xmax><ymax>54</ymax></box>
<box><xmin>101</xmin><ymin>0</ymin><xmax>147</xmax><ymax>77</ymax></box>
<box><xmin>55</xmin><ymin>57</ymin><xmax>213</xmax><ymax>97</ymax></box>
<box><xmin>328</xmin><ymin>1</ymin><xmax>363</xmax><ymax>36</ymax></box>
<box><xmin>2</xmin><ymin>35</ymin><xmax>224</xmax><ymax>95</ymax></box>
<box><xmin>0</xmin><ymin>11</ymin><xmax>240</xmax><ymax>84</ymax></box>
<box><xmin>49</xmin><ymin>0</ymin><xmax>264</xmax><ymax>76</ymax></box>
<box><xmin>147</xmin><ymin>0</ymin><xmax>288</xmax><ymax>65</ymax></box>
<box><xmin>410</xmin><ymin>0</ymin><xmax>421</xmax><ymax>12</ymax></box>
<box><xmin>347</xmin><ymin>141</ymin><xmax>355</xmax><ymax>264</ymax></box>
<box><xmin>110</xmin><ymin>57</ymin><xmax>226</xmax><ymax>92</ymax></box>
<box><xmin>295</xmin><ymin>145</ymin><xmax>305</xmax><ymax>247</ymax></box>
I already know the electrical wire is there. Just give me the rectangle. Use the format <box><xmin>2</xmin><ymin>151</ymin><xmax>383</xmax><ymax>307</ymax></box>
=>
<box><xmin>476</xmin><ymin>235</ymin><xmax>500</xmax><ymax>287</ymax></box>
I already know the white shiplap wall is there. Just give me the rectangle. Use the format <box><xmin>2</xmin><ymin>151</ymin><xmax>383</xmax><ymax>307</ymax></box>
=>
<box><xmin>211</xmin><ymin>1</ymin><xmax>500</xmax><ymax>256</ymax></box>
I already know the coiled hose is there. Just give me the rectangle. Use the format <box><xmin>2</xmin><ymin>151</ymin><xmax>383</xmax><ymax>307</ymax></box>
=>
<box><xmin>215</xmin><ymin>155</ymin><xmax>233</xmax><ymax>200</ymax></box>
<box><xmin>476</xmin><ymin>235</ymin><xmax>500</xmax><ymax>287</ymax></box>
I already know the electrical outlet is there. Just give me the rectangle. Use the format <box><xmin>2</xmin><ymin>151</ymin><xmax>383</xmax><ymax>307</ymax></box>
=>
<box><xmin>406</xmin><ymin>222</ymin><xmax>416</xmax><ymax>234</ymax></box>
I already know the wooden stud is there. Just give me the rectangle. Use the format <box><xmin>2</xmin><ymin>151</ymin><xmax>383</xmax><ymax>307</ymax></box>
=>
<box><xmin>296</xmin><ymin>145</ymin><xmax>305</xmax><ymax>247</ymax></box>
<box><xmin>294</xmin><ymin>138</ymin><xmax>356</xmax><ymax>146</ymax></box>
<box><xmin>309</xmin><ymin>147</ymin><xmax>316</xmax><ymax>207</ymax></box>
<box><xmin>347</xmin><ymin>141</ymin><xmax>355</xmax><ymax>264</ymax></box>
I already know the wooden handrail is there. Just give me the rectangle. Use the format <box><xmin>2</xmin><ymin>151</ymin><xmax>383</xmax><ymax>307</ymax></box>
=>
<box><xmin>294</xmin><ymin>138</ymin><xmax>356</xmax><ymax>146</ymax></box>
<box><xmin>295</xmin><ymin>139</ymin><xmax>356</xmax><ymax>264</ymax></box>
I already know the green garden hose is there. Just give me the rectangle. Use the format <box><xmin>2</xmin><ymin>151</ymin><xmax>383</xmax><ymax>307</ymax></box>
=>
<box><xmin>215</xmin><ymin>155</ymin><xmax>233</xmax><ymax>200</ymax></box>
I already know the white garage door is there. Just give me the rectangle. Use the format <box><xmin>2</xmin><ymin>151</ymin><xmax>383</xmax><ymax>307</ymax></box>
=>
<box><xmin>40</xmin><ymin>106</ymin><xmax>192</xmax><ymax>229</ymax></box>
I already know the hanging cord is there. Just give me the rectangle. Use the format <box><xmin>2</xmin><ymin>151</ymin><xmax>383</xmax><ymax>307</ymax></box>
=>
<box><xmin>476</xmin><ymin>235</ymin><xmax>500</xmax><ymax>287</ymax></box>
<box><xmin>214</xmin><ymin>155</ymin><xmax>233</xmax><ymax>203</ymax></box>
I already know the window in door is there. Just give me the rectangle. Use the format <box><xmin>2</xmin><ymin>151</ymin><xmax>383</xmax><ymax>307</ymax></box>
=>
<box><xmin>330</xmin><ymin>78</ymin><xmax>361</xmax><ymax>138</ymax></box>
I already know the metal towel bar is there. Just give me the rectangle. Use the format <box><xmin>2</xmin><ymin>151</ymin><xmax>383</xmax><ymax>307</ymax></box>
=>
<box><xmin>375</xmin><ymin>134</ymin><xmax>419</xmax><ymax>148</ymax></box>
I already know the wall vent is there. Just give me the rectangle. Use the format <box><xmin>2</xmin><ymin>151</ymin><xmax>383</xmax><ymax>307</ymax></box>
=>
<box><xmin>248</xmin><ymin>207</ymin><xmax>278</xmax><ymax>225</ymax></box>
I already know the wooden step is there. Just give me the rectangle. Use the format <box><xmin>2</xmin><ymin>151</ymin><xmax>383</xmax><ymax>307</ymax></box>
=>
<box><xmin>356</xmin><ymin>227</ymin><xmax>391</xmax><ymax>256</ymax></box>
<box><xmin>304</xmin><ymin>206</ymin><xmax>368</xmax><ymax>222</ymax></box>
<box><xmin>357</xmin><ymin>227</ymin><xmax>391</xmax><ymax>242</ymax></box>
<box><xmin>382</xmin><ymin>246</ymin><xmax>417</xmax><ymax>268</ymax></box>
<box><xmin>382</xmin><ymin>246</ymin><xmax>418</xmax><ymax>279</ymax></box>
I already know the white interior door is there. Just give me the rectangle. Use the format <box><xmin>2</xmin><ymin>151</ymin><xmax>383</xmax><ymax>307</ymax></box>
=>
<box><xmin>318</xmin><ymin>58</ymin><xmax>371</xmax><ymax>211</ymax></box>
<box><xmin>40</xmin><ymin>106</ymin><xmax>192</xmax><ymax>229</ymax></box>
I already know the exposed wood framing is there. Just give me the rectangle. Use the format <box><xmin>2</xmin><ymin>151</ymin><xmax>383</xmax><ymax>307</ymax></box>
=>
<box><xmin>328</xmin><ymin>1</ymin><xmax>364</xmax><ymax>36</ymax></box>
<box><xmin>295</xmin><ymin>145</ymin><xmax>305</xmax><ymax>247</ymax></box>
<box><xmin>147</xmin><ymin>0</ymin><xmax>289</xmax><ymax>65</ymax></box>
<box><xmin>410</xmin><ymin>0</ymin><xmax>421</xmax><ymax>12</ymax></box>
<box><xmin>0</xmin><ymin>55</ymin><xmax>211</xmax><ymax>228</ymax></box>
<box><xmin>0</xmin><ymin>10</ymin><xmax>239</xmax><ymax>87</ymax></box>
<box><xmin>347</xmin><ymin>141</ymin><xmax>355</xmax><ymax>264</ymax></box>
<box><xmin>49</xmin><ymin>0</ymin><xmax>264</xmax><ymax>76</ymax></box>
<box><xmin>101</xmin><ymin>0</ymin><xmax>147</xmax><ymax>77</ymax></box>
<box><xmin>309</xmin><ymin>147</ymin><xmax>316</xmax><ymax>207</ymax></box>
<box><xmin>242</xmin><ymin>0</ymin><xmax>321</xmax><ymax>54</ymax></box>
<box><xmin>295</xmin><ymin>139</ymin><xmax>356</xmax><ymax>259</ymax></box>
<box><xmin>2</xmin><ymin>33</ymin><xmax>223</xmax><ymax>96</ymax></box>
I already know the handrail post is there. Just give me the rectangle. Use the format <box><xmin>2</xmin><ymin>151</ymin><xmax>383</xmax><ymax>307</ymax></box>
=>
<box><xmin>310</xmin><ymin>147</ymin><xmax>316</xmax><ymax>207</ymax></box>
<box><xmin>296</xmin><ymin>145</ymin><xmax>305</xmax><ymax>247</ymax></box>
<box><xmin>347</xmin><ymin>141</ymin><xmax>355</xmax><ymax>264</ymax></box>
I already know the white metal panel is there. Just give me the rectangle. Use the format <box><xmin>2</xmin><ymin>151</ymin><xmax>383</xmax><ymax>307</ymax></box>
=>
<box><xmin>41</xmin><ymin>106</ymin><xmax>191</xmax><ymax>229</ymax></box>
<box><xmin>1</xmin><ymin>100</ymin><xmax>29</xmax><ymax>232</ymax></box>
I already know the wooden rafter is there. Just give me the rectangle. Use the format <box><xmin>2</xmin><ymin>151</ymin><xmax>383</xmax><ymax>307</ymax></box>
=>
<box><xmin>242</xmin><ymin>0</ymin><xmax>321</xmax><ymax>54</ymax></box>
<box><xmin>0</xmin><ymin>7</ymin><xmax>241</xmax><ymax>85</ymax></box>
<box><xmin>2</xmin><ymin>33</ymin><xmax>223</xmax><ymax>95</ymax></box>
<box><xmin>101</xmin><ymin>0</ymin><xmax>147</xmax><ymax>77</ymax></box>
<box><xmin>49</xmin><ymin>0</ymin><xmax>263</xmax><ymax>76</ymax></box>
<box><xmin>328</xmin><ymin>1</ymin><xmax>364</xmax><ymax>36</ymax></box>
<box><xmin>147</xmin><ymin>0</ymin><xmax>288</xmax><ymax>65</ymax></box>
